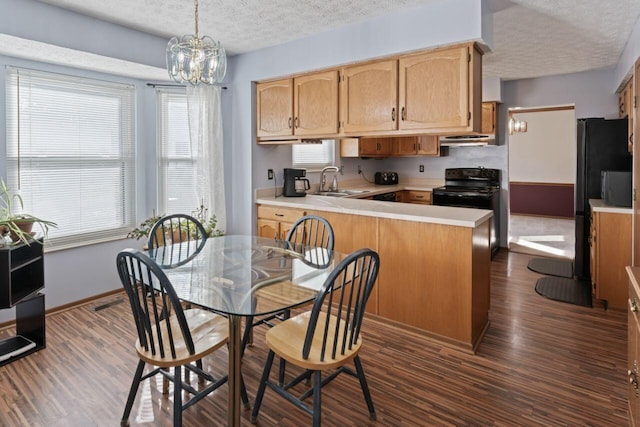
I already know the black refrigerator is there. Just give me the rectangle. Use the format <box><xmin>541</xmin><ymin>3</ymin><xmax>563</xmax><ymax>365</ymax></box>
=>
<box><xmin>575</xmin><ymin>117</ymin><xmax>631</xmax><ymax>279</ymax></box>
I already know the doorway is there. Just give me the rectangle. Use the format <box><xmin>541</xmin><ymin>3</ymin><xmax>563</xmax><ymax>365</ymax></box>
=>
<box><xmin>508</xmin><ymin>106</ymin><xmax>576</xmax><ymax>259</ymax></box>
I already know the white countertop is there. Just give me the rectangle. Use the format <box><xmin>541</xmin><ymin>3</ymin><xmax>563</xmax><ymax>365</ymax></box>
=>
<box><xmin>590</xmin><ymin>198</ymin><xmax>632</xmax><ymax>214</ymax></box>
<box><xmin>257</xmin><ymin>184</ymin><xmax>492</xmax><ymax>228</ymax></box>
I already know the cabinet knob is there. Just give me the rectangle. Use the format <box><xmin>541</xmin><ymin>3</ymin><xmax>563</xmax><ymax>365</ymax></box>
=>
<box><xmin>631</xmin><ymin>299</ymin><xmax>638</xmax><ymax>313</ymax></box>
<box><xmin>629</xmin><ymin>369</ymin><xmax>639</xmax><ymax>393</ymax></box>
<box><xmin>288</xmin><ymin>117</ymin><xmax>292</xmax><ymax>129</ymax></box>
<box><xmin>294</xmin><ymin>117</ymin><xmax>299</xmax><ymax>128</ymax></box>
<box><xmin>401</xmin><ymin>106</ymin><xmax>406</xmax><ymax>121</ymax></box>
<box><xmin>391</xmin><ymin>108</ymin><xmax>396</xmax><ymax>121</ymax></box>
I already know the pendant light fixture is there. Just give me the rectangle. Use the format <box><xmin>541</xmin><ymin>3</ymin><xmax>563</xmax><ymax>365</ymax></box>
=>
<box><xmin>166</xmin><ymin>0</ymin><xmax>226</xmax><ymax>85</ymax></box>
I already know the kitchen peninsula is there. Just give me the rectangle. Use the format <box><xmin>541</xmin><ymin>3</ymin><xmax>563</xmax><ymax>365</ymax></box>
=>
<box><xmin>256</xmin><ymin>188</ymin><xmax>492</xmax><ymax>353</ymax></box>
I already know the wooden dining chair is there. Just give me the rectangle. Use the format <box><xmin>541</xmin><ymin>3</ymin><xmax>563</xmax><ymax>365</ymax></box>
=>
<box><xmin>147</xmin><ymin>213</ymin><xmax>207</xmax><ymax>250</ymax></box>
<box><xmin>242</xmin><ymin>215</ymin><xmax>335</xmax><ymax>384</ymax></box>
<box><xmin>250</xmin><ymin>248</ymin><xmax>380</xmax><ymax>426</ymax></box>
<box><xmin>116</xmin><ymin>248</ymin><xmax>229</xmax><ymax>427</ymax></box>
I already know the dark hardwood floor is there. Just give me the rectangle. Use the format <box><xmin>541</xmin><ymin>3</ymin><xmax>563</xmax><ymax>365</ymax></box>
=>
<box><xmin>0</xmin><ymin>250</ymin><xmax>629</xmax><ymax>426</ymax></box>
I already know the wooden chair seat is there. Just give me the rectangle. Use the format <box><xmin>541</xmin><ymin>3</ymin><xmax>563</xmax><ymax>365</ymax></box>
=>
<box><xmin>136</xmin><ymin>309</ymin><xmax>228</xmax><ymax>367</ymax></box>
<box><xmin>266</xmin><ymin>311</ymin><xmax>361</xmax><ymax>371</ymax></box>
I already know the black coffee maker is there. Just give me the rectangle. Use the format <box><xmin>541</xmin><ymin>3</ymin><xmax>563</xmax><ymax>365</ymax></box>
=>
<box><xmin>283</xmin><ymin>168</ymin><xmax>310</xmax><ymax>197</ymax></box>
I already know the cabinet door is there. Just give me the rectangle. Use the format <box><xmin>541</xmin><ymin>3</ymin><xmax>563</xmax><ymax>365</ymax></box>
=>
<box><xmin>481</xmin><ymin>102</ymin><xmax>496</xmax><ymax>134</ymax></box>
<box><xmin>629</xmin><ymin>282</ymin><xmax>640</xmax><ymax>425</ymax></box>
<box><xmin>398</xmin><ymin>46</ymin><xmax>470</xmax><ymax>131</ymax></box>
<box><xmin>359</xmin><ymin>138</ymin><xmax>392</xmax><ymax>157</ymax></box>
<box><xmin>256</xmin><ymin>79</ymin><xmax>293</xmax><ymax>138</ymax></box>
<box><xmin>594</xmin><ymin>212</ymin><xmax>632</xmax><ymax>309</ymax></box>
<box><xmin>257</xmin><ymin>219</ymin><xmax>280</xmax><ymax>239</ymax></box>
<box><xmin>341</xmin><ymin>60</ymin><xmax>398</xmax><ymax>133</ymax></box>
<box><xmin>294</xmin><ymin>71</ymin><xmax>339</xmax><ymax>136</ymax></box>
<box><xmin>395</xmin><ymin>137</ymin><xmax>418</xmax><ymax>156</ymax></box>
<box><xmin>404</xmin><ymin>190</ymin><xmax>431</xmax><ymax>204</ymax></box>
<box><xmin>590</xmin><ymin>212</ymin><xmax>598</xmax><ymax>297</ymax></box>
<box><xmin>416</xmin><ymin>135</ymin><xmax>439</xmax><ymax>156</ymax></box>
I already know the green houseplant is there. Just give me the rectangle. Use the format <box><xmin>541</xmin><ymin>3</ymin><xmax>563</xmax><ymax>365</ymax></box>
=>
<box><xmin>0</xmin><ymin>179</ymin><xmax>58</xmax><ymax>245</ymax></box>
<box><xmin>126</xmin><ymin>205</ymin><xmax>223</xmax><ymax>242</ymax></box>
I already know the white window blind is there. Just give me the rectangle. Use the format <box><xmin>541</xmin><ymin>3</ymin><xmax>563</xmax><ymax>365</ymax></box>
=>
<box><xmin>291</xmin><ymin>139</ymin><xmax>335</xmax><ymax>170</ymax></box>
<box><xmin>156</xmin><ymin>89</ymin><xmax>198</xmax><ymax>215</ymax></box>
<box><xmin>5</xmin><ymin>67</ymin><xmax>136</xmax><ymax>250</ymax></box>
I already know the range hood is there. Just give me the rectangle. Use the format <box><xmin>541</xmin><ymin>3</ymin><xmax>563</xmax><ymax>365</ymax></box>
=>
<box><xmin>439</xmin><ymin>134</ymin><xmax>495</xmax><ymax>146</ymax></box>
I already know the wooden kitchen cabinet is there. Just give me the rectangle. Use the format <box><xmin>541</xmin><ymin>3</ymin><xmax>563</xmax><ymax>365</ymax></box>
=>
<box><xmin>627</xmin><ymin>267</ymin><xmax>640</xmax><ymax>426</ymax></box>
<box><xmin>340</xmin><ymin>137</ymin><xmax>393</xmax><ymax>157</ymax></box>
<box><xmin>256</xmin><ymin>70</ymin><xmax>339</xmax><ymax>140</ymax></box>
<box><xmin>590</xmin><ymin>210</ymin><xmax>632</xmax><ymax>309</ymax></box>
<box><xmin>393</xmin><ymin>135</ymin><xmax>439</xmax><ymax>156</ymax></box>
<box><xmin>377</xmin><ymin>217</ymin><xmax>490</xmax><ymax>351</ymax></box>
<box><xmin>340</xmin><ymin>59</ymin><xmax>398</xmax><ymax>134</ymax></box>
<box><xmin>400</xmin><ymin>190</ymin><xmax>432</xmax><ymax>204</ymax></box>
<box><xmin>618</xmin><ymin>79</ymin><xmax>633</xmax><ymax>153</ymax></box>
<box><xmin>481</xmin><ymin>102</ymin><xmax>497</xmax><ymax>134</ymax></box>
<box><xmin>398</xmin><ymin>44</ymin><xmax>482</xmax><ymax>133</ymax></box>
<box><xmin>257</xmin><ymin>205</ymin><xmax>306</xmax><ymax>240</ymax></box>
<box><xmin>306</xmin><ymin>210</ymin><xmax>379</xmax><ymax>314</ymax></box>
<box><xmin>256</xmin><ymin>78</ymin><xmax>293</xmax><ymax>138</ymax></box>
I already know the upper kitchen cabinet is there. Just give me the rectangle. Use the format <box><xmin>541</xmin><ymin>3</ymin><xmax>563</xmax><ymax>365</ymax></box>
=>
<box><xmin>481</xmin><ymin>102</ymin><xmax>497</xmax><ymax>134</ymax></box>
<box><xmin>256</xmin><ymin>78</ymin><xmax>293</xmax><ymax>138</ymax></box>
<box><xmin>398</xmin><ymin>44</ymin><xmax>482</xmax><ymax>134</ymax></box>
<box><xmin>618</xmin><ymin>78</ymin><xmax>633</xmax><ymax>153</ymax></box>
<box><xmin>394</xmin><ymin>135</ymin><xmax>439</xmax><ymax>156</ymax></box>
<box><xmin>340</xmin><ymin>60</ymin><xmax>398</xmax><ymax>134</ymax></box>
<box><xmin>256</xmin><ymin>70</ymin><xmax>339</xmax><ymax>141</ymax></box>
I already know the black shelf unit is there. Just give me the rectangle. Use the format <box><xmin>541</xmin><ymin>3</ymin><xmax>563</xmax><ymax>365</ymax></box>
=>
<box><xmin>0</xmin><ymin>240</ymin><xmax>46</xmax><ymax>365</ymax></box>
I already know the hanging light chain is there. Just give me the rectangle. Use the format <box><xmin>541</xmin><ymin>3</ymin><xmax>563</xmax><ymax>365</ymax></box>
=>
<box><xmin>194</xmin><ymin>0</ymin><xmax>199</xmax><ymax>39</ymax></box>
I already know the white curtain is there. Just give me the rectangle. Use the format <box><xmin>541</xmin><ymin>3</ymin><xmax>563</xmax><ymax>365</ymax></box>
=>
<box><xmin>186</xmin><ymin>85</ymin><xmax>226</xmax><ymax>233</ymax></box>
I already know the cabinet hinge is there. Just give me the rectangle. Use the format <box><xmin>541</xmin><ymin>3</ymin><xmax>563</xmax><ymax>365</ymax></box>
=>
<box><xmin>468</xmin><ymin>111</ymin><xmax>471</xmax><ymax>121</ymax></box>
<box><xmin>634</xmin><ymin>188</ymin><xmax>637</xmax><ymax>202</ymax></box>
<box><xmin>468</xmin><ymin>53</ymin><xmax>471</xmax><ymax>62</ymax></box>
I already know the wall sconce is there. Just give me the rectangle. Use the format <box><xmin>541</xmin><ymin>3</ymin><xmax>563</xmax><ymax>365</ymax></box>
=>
<box><xmin>509</xmin><ymin>117</ymin><xmax>528</xmax><ymax>135</ymax></box>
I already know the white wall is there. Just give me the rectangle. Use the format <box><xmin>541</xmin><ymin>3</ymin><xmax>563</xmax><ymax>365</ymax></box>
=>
<box><xmin>509</xmin><ymin>109</ymin><xmax>576</xmax><ymax>183</ymax></box>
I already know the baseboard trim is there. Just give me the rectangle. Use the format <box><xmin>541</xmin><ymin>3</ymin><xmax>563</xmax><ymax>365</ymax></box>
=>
<box><xmin>0</xmin><ymin>288</ymin><xmax>124</xmax><ymax>330</ymax></box>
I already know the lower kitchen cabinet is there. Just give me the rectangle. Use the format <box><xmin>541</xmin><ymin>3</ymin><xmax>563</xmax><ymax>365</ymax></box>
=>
<box><xmin>400</xmin><ymin>190</ymin><xmax>432</xmax><ymax>204</ymax></box>
<box><xmin>257</xmin><ymin>205</ymin><xmax>306</xmax><ymax>240</ymax></box>
<box><xmin>306</xmin><ymin>210</ymin><xmax>379</xmax><ymax>314</ymax></box>
<box><xmin>376</xmin><ymin>217</ymin><xmax>490</xmax><ymax>350</ymax></box>
<box><xmin>590</xmin><ymin>210</ymin><xmax>631</xmax><ymax>309</ymax></box>
<box><xmin>627</xmin><ymin>267</ymin><xmax>640</xmax><ymax>426</ymax></box>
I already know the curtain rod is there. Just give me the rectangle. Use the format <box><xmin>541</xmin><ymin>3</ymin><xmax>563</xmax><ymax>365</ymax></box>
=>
<box><xmin>146</xmin><ymin>82</ymin><xmax>228</xmax><ymax>90</ymax></box>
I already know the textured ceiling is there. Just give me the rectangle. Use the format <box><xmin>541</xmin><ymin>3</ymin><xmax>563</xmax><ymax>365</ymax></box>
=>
<box><xmin>21</xmin><ymin>0</ymin><xmax>640</xmax><ymax>81</ymax></box>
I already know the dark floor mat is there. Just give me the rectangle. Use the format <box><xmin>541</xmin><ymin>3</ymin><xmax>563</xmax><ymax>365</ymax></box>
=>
<box><xmin>534</xmin><ymin>276</ymin><xmax>592</xmax><ymax>307</ymax></box>
<box><xmin>527</xmin><ymin>258</ymin><xmax>573</xmax><ymax>278</ymax></box>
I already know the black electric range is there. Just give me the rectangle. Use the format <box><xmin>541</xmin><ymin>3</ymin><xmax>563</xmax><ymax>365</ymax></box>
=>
<box><xmin>432</xmin><ymin>168</ymin><xmax>501</xmax><ymax>258</ymax></box>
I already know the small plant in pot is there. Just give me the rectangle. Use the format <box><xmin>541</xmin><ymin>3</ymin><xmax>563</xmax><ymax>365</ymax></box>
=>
<box><xmin>0</xmin><ymin>179</ymin><xmax>58</xmax><ymax>246</ymax></box>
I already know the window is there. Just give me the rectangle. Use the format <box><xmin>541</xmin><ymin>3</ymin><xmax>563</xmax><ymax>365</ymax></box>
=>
<box><xmin>291</xmin><ymin>139</ymin><xmax>335</xmax><ymax>170</ymax></box>
<box><xmin>5</xmin><ymin>67</ymin><xmax>136</xmax><ymax>250</ymax></box>
<box><xmin>156</xmin><ymin>89</ymin><xmax>197</xmax><ymax>215</ymax></box>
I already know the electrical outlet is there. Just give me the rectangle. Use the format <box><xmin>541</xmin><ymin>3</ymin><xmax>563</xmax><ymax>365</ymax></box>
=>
<box><xmin>419</xmin><ymin>165</ymin><xmax>424</xmax><ymax>173</ymax></box>
<box><xmin>357</xmin><ymin>165</ymin><xmax>362</xmax><ymax>174</ymax></box>
<box><xmin>267</xmin><ymin>169</ymin><xmax>274</xmax><ymax>180</ymax></box>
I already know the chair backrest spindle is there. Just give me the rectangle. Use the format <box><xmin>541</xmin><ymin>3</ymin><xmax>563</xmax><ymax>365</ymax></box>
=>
<box><xmin>302</xmin><ymin>248</ymin><xmax>379</xmax><ymax>362</ymax></box>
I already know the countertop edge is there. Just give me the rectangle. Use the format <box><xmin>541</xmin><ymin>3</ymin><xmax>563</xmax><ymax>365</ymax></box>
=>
<box><xmin>256</xmin><ymin>197</ymin><xmax>492</xmax><ymax>228</ymax></box>
<box><xmin>590</xmin><ymin>198</ymin><xmax>632</xmax><ymax>214</ymax></box>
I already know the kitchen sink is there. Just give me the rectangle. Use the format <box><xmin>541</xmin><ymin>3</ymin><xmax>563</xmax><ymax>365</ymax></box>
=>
<box><xmin>310</xmin><ymin>189</ymin><xmax>370</xmax><ymax>197</ymax></box>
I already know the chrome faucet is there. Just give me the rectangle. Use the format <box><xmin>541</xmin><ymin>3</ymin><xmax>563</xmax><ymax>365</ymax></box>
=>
<box><xmin>320</xmin><ymin>166</ymin><xmax>340</xmax><ymax>192</ymax></box>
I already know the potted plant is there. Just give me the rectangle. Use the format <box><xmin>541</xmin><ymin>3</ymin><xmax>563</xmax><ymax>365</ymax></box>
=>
<box><xmin>0</xmin><ymin>179</ymin><xmax>58</xmax><ymax>246</ymax></box>
<box><xmin>126</xmin><ymin>206</ymin><xmax>223</xmax><ymax>244</ymax></box>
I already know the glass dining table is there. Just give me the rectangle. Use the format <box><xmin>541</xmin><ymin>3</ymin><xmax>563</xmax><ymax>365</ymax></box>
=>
<box><xmin>145</xmin><ymin>235</ymin><xmax>341</xmax><ymax>427</ymax></box>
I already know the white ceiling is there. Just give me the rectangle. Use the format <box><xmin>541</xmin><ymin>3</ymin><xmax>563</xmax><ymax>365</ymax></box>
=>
<box><xmin>22</xmin><ymin>0</ymin><xmax>640</xmax><ymax>81</ymax></box>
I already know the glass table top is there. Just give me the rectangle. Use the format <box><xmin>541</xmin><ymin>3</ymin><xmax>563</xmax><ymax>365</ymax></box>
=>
<box><xmin>145</xmin><ymin>235</ymin><xmax>341</xmax><ymax>316</ymax></box>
